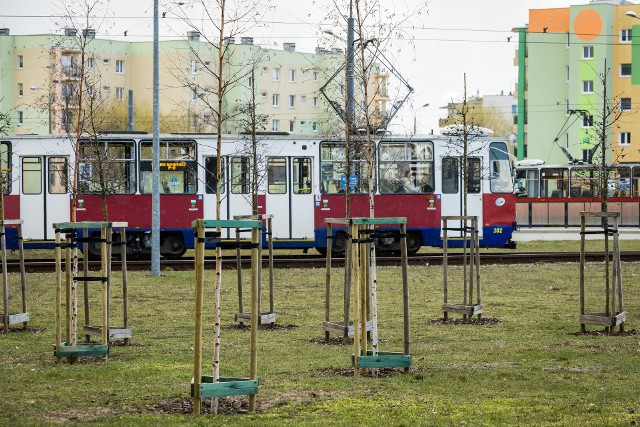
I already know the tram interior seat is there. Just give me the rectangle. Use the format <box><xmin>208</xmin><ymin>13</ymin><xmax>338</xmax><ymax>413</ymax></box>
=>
<box><xmin>582</xmin><ymin>189</ymin><xmax>593</xmax><ymax>197</ymax></box>
<box><xmin>380</xmin><ymin>179</ymin><xmax>396</xmax><ymax>193</ymax></box>
<box><xmin>570</xmin><ymin>187</ymin><xmax>581</xmax><ymax>197</ymax></box>
<box><xmin>551</xmin><ymin>190</ymin><xmax>560</xmax><ymax>198</ymax></box>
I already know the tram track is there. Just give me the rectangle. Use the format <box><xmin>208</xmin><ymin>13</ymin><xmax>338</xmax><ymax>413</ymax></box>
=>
<box><xmin>6</xmin><ymin>251</ymin><xmax>640</xmax><ymax>273</ymax></box>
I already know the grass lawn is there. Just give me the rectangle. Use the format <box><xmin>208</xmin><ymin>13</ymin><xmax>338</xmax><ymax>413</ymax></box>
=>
<box><xmin>1</xmin><ymin>255</ymin><xmax>639</xmax><ymax>426</ymax></box>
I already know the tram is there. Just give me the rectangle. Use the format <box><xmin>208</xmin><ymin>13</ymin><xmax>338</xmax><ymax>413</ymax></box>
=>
<box><xmin>0</xmin><ymin>133</ymin><xmax>516</xmax><ymax>257</ymax></box>
<box><xmin>515</xmin><ymin>161</ymin><xmax>640</xmax><ymax>227</ymax></box>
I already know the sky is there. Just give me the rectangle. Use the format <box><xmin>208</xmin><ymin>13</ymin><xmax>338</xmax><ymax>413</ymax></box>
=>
<box><xmin>0</xmin><ymin>0</ymin><xmax>613</xmax><ymax>135</ymax></box>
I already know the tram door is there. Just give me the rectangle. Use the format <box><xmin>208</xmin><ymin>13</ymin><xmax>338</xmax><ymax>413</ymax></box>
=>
<box><xmin>265</xmin><ymin>157</ymin><xmax>314</xmax><ymax>239</ymax></box>
<box><xmin>19</xmin><ymin>156</ymin><xmax>70</xmax><ymax>240</ymax></box>
<box><xmin>203</xmin><ymin>156</ymin><xmax>230</xmax><ymax>221</ymax></box>
<box><xmin>439</xmin><ymin>156</ymin><xmax>483</xmax><ymax>238</ymax></box>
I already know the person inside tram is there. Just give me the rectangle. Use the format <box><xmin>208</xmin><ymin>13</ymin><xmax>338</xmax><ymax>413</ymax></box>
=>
<box><xmin>400</xmin><ymin>170</ymin><xmax>421</xmax><ymax>193</ymax></box>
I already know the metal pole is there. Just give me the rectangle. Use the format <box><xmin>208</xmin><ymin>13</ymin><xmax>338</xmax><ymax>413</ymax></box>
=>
<box><xmin>346</xmin><ymin>0</ymin><xmax>355</xmax><ymax>125</ymax></box>
<box><xmin>128</xmin><ymin>90</ymin><xmax>134</xmax><ymax>132</ymax></box>
<box><xmin>151</xmin><ymin>0</ymin><xmax>161</xmax><ymax>276</ymax></box>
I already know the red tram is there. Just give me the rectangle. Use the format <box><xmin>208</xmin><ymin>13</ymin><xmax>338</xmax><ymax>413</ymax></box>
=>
<box><xmin>515</xmin><ymin>161</ymin><xmax>640</xmax><ymax>227</ymax></box>
<box><xmin>0</xmin><ymin>133</ymin><xmax>516</xmax><ymax>256</ymax></box>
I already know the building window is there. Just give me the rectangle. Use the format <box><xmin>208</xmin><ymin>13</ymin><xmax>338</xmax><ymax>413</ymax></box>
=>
<box><xmin>116</xmin><ymin>87</ymin><xmax>124</xmax><ymax>101</ymax></box>
<box><xmin>272</xmin><ymin>68</ymin><xmax>280</xmax><ymax>81</ymax></box>
<box><xmin>582</xmin><ymin>114</ymin><xmax>593</xmax><ymax>127</ymax></box>
<box><xmin>289</xmin><ymin>69</ymin><xmax>295</xmax><ymax>82</ymax></box>
<box><xmin>313</xmin><ymin>71</ymin><xmax>319</xmax><ymax>81</ymax></box>
<box><xmin>191</xmin><ymin>88</ymin><xmax>197</xmax><ymax>101</ymax></box>
<box><xmin>619</xmin><ymin>132</ymin><xmax>631</xmax><ymax>146</ymax></box>
<box><xmin>289</xmin><ymin>95</ymin><xmax>295</xmax><ymax>108</ymax></box>
<box><xmin>17</xmin><ymin>55</ymin><xmax>23</xmax><ymax>69</ymax></box>
<box><xmin>102</xmin><ymin>85</ymin><xmax>110</xmax><ymax>93</ymax></box>
<box><xmin>247</xmin><ymin>76</ymin><xmax>253</xmax><ymax>88</ymax></box>
<box><xmin>300</xmin><ymin>95</ymin><xmax>306</xmax><ymax>103</ymax></box>
<box><xmin>103</xmin><ymin>58</ymin><xmax>110</xmax><ymax>65</ymax></box>
<box><xmin>566</xmin><ymin>65</ymin><xmax>570</xmax><ymax>82</ymax></box>
<box><xmin>620</xmin><ymin>97</ymin><xmax>632</xmax><ymax>112</ymax></box>
<box><xmin>582</xmin><ymin>45</ymin><xmax>594</xmax><ymax>59</ymax></box>
<box><xmin>18</xmin><ymin>111</ymin><xmax>23</xmax><ymax>125</ymax></box>
<box><xmin>272</xmin><ymin>93</ymin><xmax>279</xmax><ymax>107</ymax></box>
<box><xmin>565</xmin><ymin>99</ymin><xmax>570</xmax><ymax>116</ymax></box>
<box><xmin>621</xmin><ymin>63</ymin><xmax>632</xmax><ymax>77</ymax></box>
<box><xmin>582</xmin><ymin>80</ymin><xmax>593</xmax><ymax>94</ymax></box>
<box><xmin>190</xmin><ymin>60</ymin><xmax>197</xmax><ymax>74</ymax></box>
<box><xmin>272</xmin><ymin>119</ymin><xmax>279</xmax><ymax>131</ymax></box>
<box><xmin>18</xmin><ymin>83</ymin><xmax>23</xmax><ymax>97</ymax></box>
<box><xmin>581</xmin><ymin>150</ymin><xmax>590</xmax><ymax>163</ymax></box>
<box><xmin>116</xmin><ymin>60</ymin><xmax>124</xmax><ymax>74</ymax></box>
<box><xmin>621</xmin><ymin>28</ymin><xmax>632</xmax><ymax>43</ymax></box>
<box><xmin>312</xmin><ymin>122</ymin><xmax>317</xmax><ymax>131</ymax></box>
<box><xmin>313</xmin><ymin>96</ymin><xmax>318</xmax><ymax>107</ymax></box>
<box><xmin>289</xmin><ymin>120</ymin><xmax>294</xmax><ymax>132</ymax></box>
<box><xmin>566</xmin><ymin>32</ymin><xmax>570</xmax><ymax>48</ymax></box>
<box><xmin>87</xmin><ymin>57</ymin><xmax>93</xmax><ymax>69</ymax></box>
<box><xmin>87</xmin><ymin>86</ymin><xmax>94</xmax><ymax>97</ymax></box>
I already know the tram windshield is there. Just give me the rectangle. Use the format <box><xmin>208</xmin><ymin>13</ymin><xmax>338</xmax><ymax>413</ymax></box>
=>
<box><xmin>319</xmin><ymin>141</ymin><xmax>372</xmax><ymax>194</ymax></box>
<box><xmin>139</xmin><ymin>140</ymin><xmax>197</xmax><ymax>194</ymax></box>
<box><xmin>378</xmin><ymin>141</ymin><xmax>434</xmax><ymax>194</ymax></box>
<box><xmin>78</xmin><ymin>139</ymin><xmax>136</xmax><ymax>194</ymax></box>
<box><xmin>489</xmin><ymin>142</ymin><xmax>513</xmax><ymax>193</ymax></box>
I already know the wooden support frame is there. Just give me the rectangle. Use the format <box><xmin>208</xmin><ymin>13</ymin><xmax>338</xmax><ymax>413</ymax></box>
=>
<box><xmin>324</xmin><ymin>217</ymin><xmax>411</xmax><ymax>376</ymax></box>
<box><xmin>1</xmin><ymin>220</ymin><xmax>28</xmax><ymax>333</ymax></box>
<box><xmin>192</xmin><ymin>219</ymin><xmax>262</xmax><ymax>415</ymax></box>
<box><xmin>323</xmin><ymin>219</ymin><xmax>372</xmax><ymax>343</ymax></box>
<box><xmin>82</xmin><ymin>222</ymin><xmax>132</xmax><ymax>343</ymax></box>
<box><xmin>53</xmin><ymin>222</ymin><xmax>111</xmax><ymax>362</ymax></box>
<box><xmin>442</xmin><ymin>216</ymin><xmax>482</xmax><ymax>320</ymax></box>
<box><xmin>233</xmin><ymin>214</ymin><xmax>276</xmax><ymax>326</ymax></box>
<box><xmin>579</xmin><ymin>212</ymin><xmax>626</xmax><ymax>333</ymax></box>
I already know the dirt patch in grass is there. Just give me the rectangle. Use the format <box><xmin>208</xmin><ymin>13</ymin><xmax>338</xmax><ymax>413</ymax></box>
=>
<box><xmin>139</xmin><ymin>395</ymin><xmax>292</xmax><ymax>415</ymax></box>
<box><xmin>428</xmin><ymin>317</ymin><xmax>502</xmax><ymax>325</ymax></box>
<box><xmin>573</xmin><ymin>329</ymin><xmax>639</xmax><ymax>337</ymax></box>
<box><xmin>223</xmin><ymin>323</ymin><xmax>299</xmax><ymax>331</ymax></box>
<box><xmin>110</xmin><ymin>340</ymin><xmax>145</xmax><ymax>347</ymax></box>
<box><xmin>308</xmin><ymin>336</ymin><xmax>353</xmax><ymax>345</ymax></box>
<box><xmin>319</xmin><ymin>366</ymin><xmax>421</xmax><ymax>377</ymax></box>
<box><xmin>0</xmin><ymin>326</ymin><xmax>44</xmax><ymax>334</ymax></box>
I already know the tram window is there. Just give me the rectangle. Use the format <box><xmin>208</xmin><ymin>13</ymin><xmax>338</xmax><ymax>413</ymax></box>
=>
<box><xmin>48</xmin><ymin>157</ymin><xmax>68</xmax><ymax>194</ymax></box>
<box><xmin>608</xmin><ymin>167</ymin><xmax>631</xmax><ymax>197</ymax></box>
<box><xmin>1</xmin><ymin>142</ymin><xmax>11</xmax><ymax>194</ymax></box>
<box><xmin>442</xmin><ymin>157</ymin><xmax>459</xmax><ymax>194</ymax></box>
<box><xmin>515</xmin><ymin>169</ymin><xmax>539</xmax><ymax>198</ymax></box>
<box><xmin>466</xmin><ymin>158</ymin><xmax>481</xmax><ymax>194</ymax></box>
<box><xmin>570</xmin><ymin>168</ymin><xmax>599</xmax><ymax>197</ymax></box>
<box><xmin>205</xmin><ymin>156</ymin><xmax>225</xmax><ymax>194</ymax></box>
<box><xmin>489</xmin><ymin>142</ymin><xmax>513</xmax><ymax>193</ymax></box>
<box><xmin>79</xmin><ymin>140</ymin><xmax>135</xmax><ymax>194</ymax></box>
<box><xmin>541</xmin><ymin>168</ymin><xmax>568</xmax><ymax>198</ymax></box>
<box><xmin>633</xmin><ymin>167</ymin><xmax>640</xmax><ymax>197</ymax></box>
<box><xmin>268</xmin><ymin>157</ymin><xmax>287</xmax><ymax>194</ymax></box>
<box><xmin>320</xmin><ymin>141</ymin><xmax>371</xmax><ymax>194</ymax></box>
<box><xmin>378</xmin><ymin>141</ymin><xmax>434</xmax><ymax>193</ymax></box>
<box><xmin>22</xmin><ymin>157</ymin><xmax>42</xmax><ymax>195</ymax></box>
<box><xmin>140</xmin><ymin>140</ymin><xmax>196</xmax><ymax>194</ymax></box>
<box><xmin>293</xmin><ymin>157</ymin><xmax>312</xmax><ymax>194</ymax></box>
<box><xmin>231</xmin><ymin>157</ymin><xmax>250</xmax><ymax>194</ymax></box>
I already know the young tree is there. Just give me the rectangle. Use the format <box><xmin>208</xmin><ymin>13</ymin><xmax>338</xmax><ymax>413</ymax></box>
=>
<box><xmin>0</xmin><ymin>102</ymin><xmax>11</xmax><ymax>224</ymax></box>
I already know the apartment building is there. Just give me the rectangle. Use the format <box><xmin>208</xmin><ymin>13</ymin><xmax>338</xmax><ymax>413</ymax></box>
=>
<box><xmin>514</xmin><ymin>0</ymin><xmax>640</xmax><ymax>163</ymax></box>
<box><xmin>0</xmin><ymin>29</ymin><xmax>388</xmax><ymax>136</ymax></box>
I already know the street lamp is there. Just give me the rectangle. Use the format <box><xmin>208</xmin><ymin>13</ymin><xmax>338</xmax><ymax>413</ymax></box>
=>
<box><xmin>413</xmin><ymin>103</ymin><xmax>429</xmax><ymax>135</ymax></box>
<box><xmin>626</xmin><ymin>10</ymin><xmax>639</xmax><ymax>19</ymax></box>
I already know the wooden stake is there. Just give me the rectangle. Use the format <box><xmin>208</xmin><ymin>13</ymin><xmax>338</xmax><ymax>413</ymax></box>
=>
<box><xmin>249</xmin><ymin>226</ymin><xmax>259</xmax><ymax>412</ymax></box>
<box><xmin>55</xmin><ymin>228</ymin><xmax>62</xmax><ymax>363</ymax></box>
<box><xmin>324</xmin><ymin>223</ymin><xmax>332</xmax><ymax>341</ymax></box>
<box><xmin>193</xmin><ymin>221</ymin><xmax>204</xmax><ymax>415</ymax></box>
<box><xmin>120</xmin><ymin>227</ymin><xmax>130</xmax><ymax>345</ymax></box>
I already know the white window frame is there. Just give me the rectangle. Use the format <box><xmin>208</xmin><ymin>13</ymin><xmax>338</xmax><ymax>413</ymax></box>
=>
<box><xmin>300</xmin><ymin>95</ymin><xmax>306</xmax><ymax>103</ymax></box>
<box><xmin>116</xmin><ymin>87</ymin><xmax>124</xmax><ymax>101</ymax></box>
<box><xmin>582</xmin><ymin>80</ymin><xmax>593</xmax><ymax>94</ymax></box>
<box><xmin>313</xmin><ymin>71</ymin><xmax>319</xmax><ymax>81</ymax></box>
<box><xmin>621</xmin><ymin>28</ymin><xmax>632</xmax><ymax>43</ymax></box>
<box><xmin>619</xmin><ymin>132</ymin><xmax>631</xmax><ymax>146</ymax></box>
<box><xmin>312</xmin><ymin>121</ymin><xmax>318</xmax><ymax>131</ymax></box>
<box><xmin>190</xmin><ymin>60</ymin><xmax>197</xmax><ymax>74</ymax></box>
<box><xmin>17</xmin><ymin>55</ymin><xmax>23</xmax><ymax>69</ymax></box>
<box><xmin>313</xmin><ymin>96</ymin><xmax>318</xmax><ymax>107</ymax></box>
<box><xmin>18</xmin><ymin>111</ymin><xmax>23</xmax><ymax>125</ymax></box>
<box><xmin>289</xmin><ymin>95</ymin><xmax>295</xmax><ymax>108</ymax></box>
<box><xmin>116</xmin><ymin>59</ymin><xmax>124</xmax><ymax>74</ymax></box>
<box><xmin>289</xmin><ymin>69</ymin><xmax>295</xmax><ymax>82</ymax></box>
<box><xmin>620</xmin><ymin>63</ymin><xmax>632</xmax><ymax>77</ymax></box>
<box><xmin>87</xmin><ymin>57</ymin><xmax>94</xmax><ymax>69</ymax></box>
<box><xmin>582</xmin><ymin>45</ymin><xmax>594</xmax><ymax>59</ymax></box>
<box><xmin>272</xmin><ymin>119</ymin><xmax>279</xmax><ymax>132</ymax></box>
<box><xmin>87</xmin><ymin>86</ymin><xmax>94</xmax><ymax>97</ymax></box>
<box><xmin>191</xmin><ymin>87</ymin><xmax>197</xmax><ymax>101</ymax></box>
<box><xmin>582</xmin><ymin>114</ymin><xmax>593</xmax><ymax>128</ymax></box>
<box><xmin>103</xmin><ymin>58</ymin><xmax>110</xmax><ymax>65</ymax></box>
<box><xmin>102</xmin><ymin>85</ymin><xmax>111</xmax><ymax>93</ymax></box>
<box><xmin>272</xmin><ymin>93</ymin><xmax>280</xmax><ymax>107</ymax></box>
<box><xmin>289</xmin><ymin>120</ymin><xmax>294</xmax><ymax>132</ymax></box>
<box><xmin>566</xmin><ymin>65</ymin><xmax>570</xmax><ymax>83</ymax></box>
<box><xmin>272</xmin><ymin>67</ymin><xmax>280</xmax><ymax>81</ymax></box>
<box><xmin>620</xmin><ymin>97</ymin><xmax>632</xmax><ymax>112</ymax></box>
<box><xmin>18</xmin><ymin>83</ymin><xmax>23</xmax><ymax>97</ymax></box>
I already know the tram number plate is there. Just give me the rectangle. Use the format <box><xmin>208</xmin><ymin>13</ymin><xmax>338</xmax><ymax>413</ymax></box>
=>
<box><xmin>493</xmin><ymin>227</ymin><xmax>503</xmax><ymax>234</ymax></box>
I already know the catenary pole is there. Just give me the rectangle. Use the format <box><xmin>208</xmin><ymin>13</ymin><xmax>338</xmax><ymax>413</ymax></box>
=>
<box><xmin>151</xmin><ymin>0</ymin><xmax>160</xmax><ymax>276</ymax></box>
